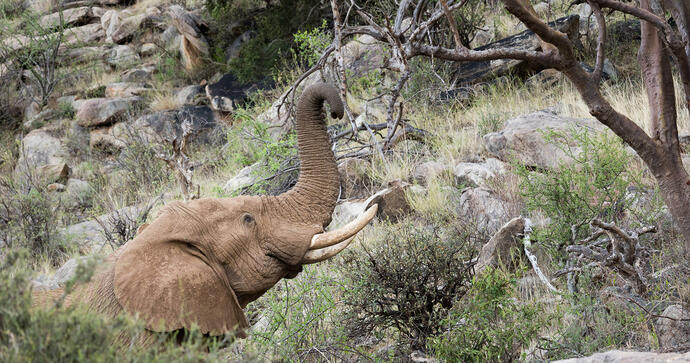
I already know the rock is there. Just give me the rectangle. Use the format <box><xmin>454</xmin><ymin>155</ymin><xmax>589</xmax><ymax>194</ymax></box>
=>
<box><xmin>121</xmin><ymin>65</ymin><xmax>155</xmax><ymax>82</ymax></box>
<box><xmin>61</xmin><ymin>46</ymin><xmax>107</xmax><ymax>64</ymax></box>
<box><xmin>655</xmin><ymin>305</ymin><xmax>690</xmax><ymax>352</ymax></box>
<box><xmin>102</xmin><ymin>10</ymin><xmax>146</xmax><ymax>44</ymax></box>
<box><xmin>115</xmin><ymin>105</ymin><xmax>219</xmax><ymax>145</ymax></box>
<box><xmin>61</xmin><ymin>205</ymin><xmax>145</xmax><ymax>251</ymax></box>
<box><xmin>160</xmin><ymin>26</ymin><xmax>181</xmax><ymax>53</ymax></box>
<box><xmin>53</xmin><ymin>257</ymin><xmax>85</xmax><ymax>286</ymax></box>
<box><xmin>225</xmin><ymin>30</ymin><xmax>254</xmax><ymax>61</ymax></box>
<box><xmin>368</xmin><ymin>180</ymin><xmax>411</xmax><ymax>222</ymax></box>
<box><xmin>168</xmin><ymin>5</ymin><xmax>209</xmax><ymax>71</ymax></box>
<box><xmin>206</xmin><ymin>73</ymin><xmax>269</xmax><ymax>113</ymax></box>
<box><xmin>553</xmin><ymin>350</ymin><xmax>690</xmax><ymax>363</ymax></box>
<box><xmin>63</xmin><ymin>178</ymin><xmax>92</xmax><ymax>209</ymax></box>
<box><xmin>454</xmin><ymin>158</ymin><xmax>507</xmax><ymax>188</ymax></box>
<box><xmin>23</xmin><ymin>0</ymin><xmax>51</xmax><ymax>14</ymax></box>
<box><xmin>603</xmin><ymin>58</ymin><xmax>619</xmax><ymax>81</ymax></box>
<box><xmin>475</xmin><ymin>217</ymin><xmax>525</xmax><ymax>274</ymax></box>
<box><xmin>61</xmin><ymin>0</ymin><xmax>121</xmax><ymax>9</ymax></box>
<box><xmin>63</xmin><ymin>23</ymin><xmax>104</xmax><ymax>46</ymax></box>
<box><xmin>47</xmin><ymin>182</ymin><xmax>66</xmax><ymax>192</ymax></box>
<box><xmin>532</xmin><ymin>2</ymin><xmax>549</xmax><ymax>16</ymax></box>
<box><xmin>140</xmin><ymin>42</ymin><xmax>156</xmax><ymax>57</ymax></box>
<box><xmin>105</xmin><ymin>82</ymin><xmax>151</xmax><ymax>98</ymax></box>
<box><xmin>90</xmin><ymin>126</ymin><xmax>125</xmax><ymax>151</ymax></box>
<box><xmin>106</xmin><ymin>45</ymin><xmax>140</xmax><ymax>69</ymax></box>
<box><xmin>456</xmin><ymin>187</ymin><xmax>512</xmax><ymax>235</ymax></box>
<box><xmin>483</xmin><ymin>110</ymin><xmax>605</xmax><ymax>169</ymax></box>
<box><xmin>15</xmin><ymin>128</ymin><xmax>70</xmax><ymax>183</ymax></box>
<box><xmin>339</xmin><ymin>34</ymin><xmax>385</xmax><ymax>79</ymax></box>
<box><xmin>76</xmin><ymin>97</ymin><xmax>142</xmax><ymax>127</ymax></box>
<box><xmin>450</xmin><ymin>15</ymin><xmax>579</xmax><ymax>87</ymax></box>
<box><xmin>525</xmin><ymin>68</ymin><xmax>563</xmax><ymax>88</ymax></box>
<box><xmin>23</xmin><ymin>108</ymin><xmax>59</xmax><ymax>130</ymax></box>
<box><xmin>223</xmin><ymin>164</ymin><xmax>260</xmax><ymax>193</ymax></box>
<box><xmin>338</xmin><ymin>157</ymin><xmax>370</xmax><ymax>199</ymax></box>
<box><xmin>40</xmin><ymin>7</ymin><xmax>101</xmax><ymax>30</ymax></box>
<box><xmin>412</xmin><ymin>161</ymin><xmax>450</xmax><ymax>185</ymax></box>
<box><xmin>175</xmin><ymin>85</ymin><xmax>205</xmax><ymax>106</ymax></box>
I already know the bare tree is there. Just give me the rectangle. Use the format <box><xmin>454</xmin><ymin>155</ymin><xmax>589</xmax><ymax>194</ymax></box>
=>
<box><xmin>154</xmin><ymin>118</ymin><xmax>202</xmax><ymax>201</ymax></box>
<box><xmin>287</xmin><ymin>0</ymin><xmax>690</xmax><ymax>257</ymax></box>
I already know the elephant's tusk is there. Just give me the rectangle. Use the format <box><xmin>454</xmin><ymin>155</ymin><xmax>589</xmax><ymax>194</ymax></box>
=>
<box><xmin>309</xmin><ymin>204</ymin><xmax>378</xmax><ymax>250</ymax></box>
<box><xmin>301</xmin><ymin>236</ymin><xmax>356</xmax><ymax>264</ymax></box>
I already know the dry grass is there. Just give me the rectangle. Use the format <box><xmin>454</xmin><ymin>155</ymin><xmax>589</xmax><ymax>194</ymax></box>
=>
<box><xmin>149</xmin><ymin>88</ymin><xmax>180</xmax><ymax>112</ymax></box>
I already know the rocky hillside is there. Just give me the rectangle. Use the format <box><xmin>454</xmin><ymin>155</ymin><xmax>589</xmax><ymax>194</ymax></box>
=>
<box><xmin>1</xmin><ymin>0</ymin><xmax>689</xmax><ymax>361</ymax></box>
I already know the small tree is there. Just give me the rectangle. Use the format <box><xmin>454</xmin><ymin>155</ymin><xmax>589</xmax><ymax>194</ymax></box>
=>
<box><xmin>309</xmin><ymin>0</ymin><xmax>690</xmax><ymax>258</ymax></box>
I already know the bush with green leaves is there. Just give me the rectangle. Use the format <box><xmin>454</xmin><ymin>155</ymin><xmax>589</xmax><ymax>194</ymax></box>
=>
<box><xmin>516</xmin><ymin>128</ymin><xmax>642</xmax><ymax>253</ymax></box>
<box><xmin>338</xmin><ymin>219</ymin><xmax>480</xmax><ymax>350</ymax></box>
<box><xmin>292</xmin><ymin>19</ymin><xmax>332</xmax><ymax>68</ymax></box>
<box><xmin>206</xmin><ymin>0</ymin><xmax>326</xmax><ymax>83</ymax></box>
<box><xmin>429</xmin><ymin>268</ymin><xmax>553</xmax><ymax>362</ymax></box>
<box><xmin>0</xmin><ymin>177</ymin><xmax>72</xmax><ymax>267</ymax></box>
<box><xmin>241</xmin><ymin>265</ymin><xmax>359</xmax><ymax>361</ymax></box>
<box><xmin>225</xmin><ymin>115</ymin><xmax>298</xmax><ymax>195</ymax></box>
<box><xmin>0</xmin><ymin>251</ymin><xmax>231</xmax><ymax>362</ymax></box>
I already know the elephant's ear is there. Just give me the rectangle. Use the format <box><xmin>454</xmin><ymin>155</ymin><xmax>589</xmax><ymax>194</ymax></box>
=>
<box><xmin>113</xmin><ymin>208</ymin><xmax>248</xmax><ymax>336</ymax></box>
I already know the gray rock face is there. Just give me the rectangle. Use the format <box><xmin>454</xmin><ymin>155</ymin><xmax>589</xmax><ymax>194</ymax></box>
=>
<box><xmin>206</xmin><ymin>73</ymin><xmax>268</xmax><ymax>113</ymax></box>
<box><xmin>61</xmin><ymin>205</ymin><xmax>145</xmax><ymax>251</ymax></box>
<box><xmin>102</xmin><ymin>10</ymin><xmax>146</xmax><ymax>44</ymax></box>
<box><xmin>223</xmin><ymin>164</ymin><xmax>260</xmax><ymax>194</ymax></box>
<box><xmin>655</xmin><ymin>305</ymin><xmax>690</xmax><ymax>352</ymax></box>
<box><xmin>76</xmin><ymin>97</ymin><xmax>142</xmax><ymax>127</ymax></box>
<box><xmin>16</xmin><ymin>128</ymin><xmax>70</xmax><ymax>183</ymax></box>
<box><xmin>105</xmin><ymin>82</ymin><xmax>151</xmax><ymax>98</ymax></box>
<box><xmin>63</xmin><ymin>178</ymin><xmax>92</xmax><ymax>209</ymax></box>
<box><xmin>553</xmin><ymin>350</ymin><xmax>690</xmax><ymax>363</ymax></box>
<box><xmin>106</xmin><ymin>45</ymin><xmax>140</xmax><ymax>68</ymax></box>
<box><xmin>121</xmin><ymin>65</ymin><xmax>155</xmax><ymax>82</ymax></box>
<box><xmin>175</xmin><ymin>85</ymin><xmax>205</xmax><ymax>106</ymax></box>
<box><xmin>114</xmin><ymin>105</ymin><xmax>219</xmax><ymax>145</ymax></box>
<box><xmin>456</xmin><ymin>187</ymin><xmax>513</xmax><ymax>235</ymax></box>
<box><xmin>63</xmin><ymin>23</ymin><xmax>104</xmax><ymax>46</ymax></box>
<box><xmin>40</xmin><ymin>7</ymin><xmax>101</xmax><ymax>30</ymax></box>
<box><xmin>139</xmin><ymin>43</ymin><xmax>156</xmax><ymax>57</ymax></box>
<box><xmin>483</xmin><ymin>110</ymin><xmax>604</xmax><ymax>169</ymax></box>
<box><xmin>454</xmin><ymin>158</ymin><xmax>507</xmax><ymax>188</ymax></box>
<box><xmin>412</xmin><ymin>161</ymin><xmax>450</xmax><ymax>185</ymax></box>
<box><xmin>61</xmin><ymin>46</ymin><xmax>107</xmax><ymax>64</ymax></box>
<box><xmin>475</xmin><ymin>217</ymin><xmax>525</xmax><ymax>274</ymax></box>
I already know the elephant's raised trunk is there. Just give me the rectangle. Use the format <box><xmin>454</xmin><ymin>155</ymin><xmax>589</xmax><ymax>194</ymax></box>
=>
<box><xmin>275</xmin><ymin>83</ymin><xmax>344</xmax><ymax>228</ymax></box>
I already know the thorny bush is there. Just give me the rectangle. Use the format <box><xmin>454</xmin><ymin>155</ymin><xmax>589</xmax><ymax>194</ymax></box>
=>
<box><xmin>338</xmin><ymin>218</ymin><xmax>481</xmax><ymax>350</ymax></box>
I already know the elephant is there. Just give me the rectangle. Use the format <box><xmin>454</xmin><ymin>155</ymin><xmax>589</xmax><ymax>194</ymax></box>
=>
<box><xmin>34</xmin><ymin>83</ymin><xmax>377</xmax><ymax>344</ymax></box>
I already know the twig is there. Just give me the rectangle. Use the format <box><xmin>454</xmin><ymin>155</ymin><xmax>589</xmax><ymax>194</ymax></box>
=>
<box><xmin>523</xmin><ymin>218</ymin><xmax>561</xmax><ymax>294</ymax></box>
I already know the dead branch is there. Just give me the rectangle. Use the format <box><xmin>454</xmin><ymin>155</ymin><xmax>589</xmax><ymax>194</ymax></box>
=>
<box><xmin>523</xmin><ymin>218</ymin><xmax>561</xmax><ymax>294</ymax></box>
<box><xmin>154</xmin><ymin>118</ymin><xmax>202</xmax><ymax>201</ymax></box>
<box><xmin>559</xmin><ymin>219</ymin><xmax>657</xmax><ymax>295</ymax></box>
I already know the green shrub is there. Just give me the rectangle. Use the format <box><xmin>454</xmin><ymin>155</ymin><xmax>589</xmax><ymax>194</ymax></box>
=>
<box><xmin>225</xmin><ymin>115</ymin><xmax>298</xmax><ymax>195</ymax></box>
<box><xmin>516</xmin><ymin>128</ymin><xmax>641</xmax><ymax>253</ymax></box>
<box><xmin>292</xmin><ymin>19</ymin><xmax>331</xmax><ymax>68</ymax></box>
<box><xmin>0</xmin><ymin>177</ymin><xmax>72</xmax><ymax>267</ymax></box>
<box><xmin>429</xmin><ymin>269</ymin><xmax>552</xmax><ymax>362</ymax></box>
<box><xmin>338</xmin><ymin>219</ymin><xmax>480</xmax><ymax>350</ymax></box>
<box><xmin>0</xmin><ymin>251</ymin><xmax>231</xmax><ymax>362</ymax></box>
<box><xmin>241</xmin><ymin>265</ymin><xmax>357</xmax><ymax>361</ymax></box>
<box><xmin>207</xmin><ymin>0</ymin><xmax>326</xmax><ymax>83</ymax></box>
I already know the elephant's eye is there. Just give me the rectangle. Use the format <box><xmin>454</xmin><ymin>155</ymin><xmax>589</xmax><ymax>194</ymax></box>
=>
<box><xmin>243</xmin><ymin>214</ymin><xmax>254</xmax><ymax>224</ymax></box>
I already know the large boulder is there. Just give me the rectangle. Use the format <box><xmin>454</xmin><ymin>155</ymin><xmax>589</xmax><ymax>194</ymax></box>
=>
<box><xmin>412</xmin><ymin>161</ymin><xmax>451</xmax><ymax>185</ymax></box>
<box><xmin>76</xmin><ymin>97</ymin><xmax>143</xmax><ymax>127</ymax></box>
<box><xmin>63</xmin><ymin>23</ymin><xmax>104</xmax><ymax>46</ymax></box>
<box><xmin>553</xmin><ymin>350</ymin><xmax>690</xmax><ymax>363</ymax></box>
<box><xmin>450</xmin><ymin>15</ymin><xmax>580</xmax><ymax>87</ymax></box>
<box><xmin>475</xmin><ymin>217</ymin><xmax>525</xmax><ymax>274</ymax></box>
<box><xmin>456</xmin><ymin>187</ymin><xmax>513</xmax><ymax>235</ymax></box>
<box><xmin>205</xmin><ymin>73</ymin><xmax>269</xmax><ymax>113</ymax></box>
<box><xmin>106</xmin><ymin>45</ymin><xmax>140</xmax><ymax>69</ymax></box>
<box><xmin>113</xmin><ymin>105</ymin><xmax>220</xmax><ymax>145</ymax></box>
<box><xmin>655</xmin><ymin>305</ymin><xmax>690</xmax><ymax>352</ymax></box>
<box><xmin>483</xmin><ymin>110</ymin><xmax>605</xmax><ymax>169</ymax></box>
<box><xmin>15</xmin><ymin>128</ymin><xmax>70</xmax><ymax>183</ymax></box>
<box><xmin>223</xmin><ymin>163</ymin><xmax>260</xmax><ymax>194</ymax></box>
<box><xmin>105</xmin><ymin>82</ymin><xmax>151</xmax><ymax>98</ymax></box>
<box><xmin>454</xmin><ymin>158</ymin><xmax>507</xmax><ymax>188</ymax></box>
<box><xmin>39</xmin><ymin>7</ymin><xmax>101</xmax><ymax>30</ymax></box>
<box><xmin>175</xmin><ymin>85</ymin><xmax>205</xmax><ymax>106</ymax></box>
<box><xmin>168</xmin><ymin>5</ymin><xmax>209</xmax><ymax>71</ymax></box>
<box><xmin>101</xmin><ymin>9</ymin><xmax>147</xmax><ymax>44</ymax></box>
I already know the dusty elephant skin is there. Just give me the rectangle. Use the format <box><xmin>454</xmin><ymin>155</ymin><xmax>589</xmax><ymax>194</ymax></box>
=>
<box><xmin>32</xmin><ymin>83</ymin><xmax>377</xmax><ymax>343</ymax></box>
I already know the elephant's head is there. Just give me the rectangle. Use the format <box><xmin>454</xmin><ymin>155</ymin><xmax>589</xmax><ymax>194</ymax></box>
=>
<box><xmin>110</xmin><ymin>83</ymin><xmax>376</xmax><ymax>338</ymax></box>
